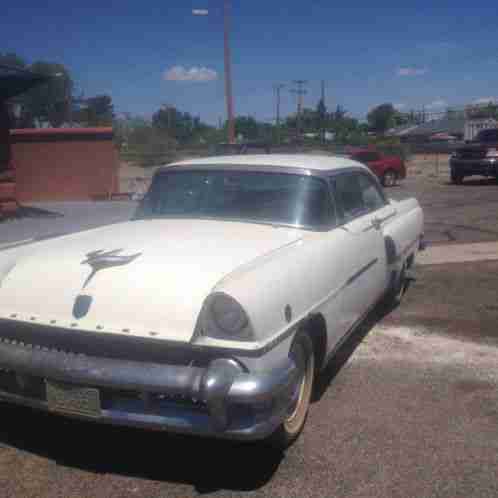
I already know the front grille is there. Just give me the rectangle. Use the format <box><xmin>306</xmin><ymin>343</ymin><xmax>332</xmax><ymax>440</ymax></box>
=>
<box><xmin>0</xmin><ymin>319</ymin><xmax>212</xmax><ymax>367</ymax></box>
<box><xmin>0</xmin><ymin>368</ymin><xmax>208</xmax><ymax>414</ymax></box>
<box><xmin>100</xmin><ymin>389</ymin><xmax>208</xmax><ymax>413</ymax></box>
<box><xmin>0</xmin><ymin>369</ymin><xmax>46</xmax><ymax>401</ymax></box>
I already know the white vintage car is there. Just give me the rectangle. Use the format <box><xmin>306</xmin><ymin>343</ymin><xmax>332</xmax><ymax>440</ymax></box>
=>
<box><xmin>0</xmin><ymin>155</ymin><xmax>423</xmax><ymax>448</ymax></box>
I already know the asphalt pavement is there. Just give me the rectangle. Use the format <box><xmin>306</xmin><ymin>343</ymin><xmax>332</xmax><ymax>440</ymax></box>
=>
<box><xmin>0</xmin><ymin>202</ymin><xmax>136</xmax><ymax>245</ymax></box>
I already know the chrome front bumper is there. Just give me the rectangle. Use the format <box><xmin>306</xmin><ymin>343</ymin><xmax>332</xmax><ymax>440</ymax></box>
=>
<box><xmin>0</xmin><ymin>339</ymin><xmax>299</xmax><ymax>440</ymax></box>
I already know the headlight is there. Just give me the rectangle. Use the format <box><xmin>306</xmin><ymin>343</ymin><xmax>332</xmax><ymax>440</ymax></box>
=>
<box><xmin>486</xmin><ymin>148</ymin><xmax>498</xmax><ymax>158</ymax></box>
<box><xmin>201</xmin><ymin>293</ymin><xmax>253</xmax><ymax>341</ymax></box>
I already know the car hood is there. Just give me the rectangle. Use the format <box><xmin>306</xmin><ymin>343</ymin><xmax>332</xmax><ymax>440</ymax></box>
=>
<box><xmin>0</xmin><ymin>219</ymin><xmax>303</xmax><ymax>343</ymax></box>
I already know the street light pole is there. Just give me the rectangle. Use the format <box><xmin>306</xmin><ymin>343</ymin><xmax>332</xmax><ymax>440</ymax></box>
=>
<box><xmin>193</xmin><ymin>1</ymin><xmax>235</xmax><ymax>143</ymax></box>
<box><xmin>223</xmin><ymin>0</ymin><xmax>235</xmax><ymax>143</ymax></box>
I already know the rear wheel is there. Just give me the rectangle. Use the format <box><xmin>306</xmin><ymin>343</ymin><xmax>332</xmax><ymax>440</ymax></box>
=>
<box><xmin>382</xmin><ymin>169</ymin><xmax>397</xmax><ymax>187</ymax></box>
<box><xmin>268</xmin><ymin>332</ymin><xmax>315</xmax><ymax>450</ymax></box>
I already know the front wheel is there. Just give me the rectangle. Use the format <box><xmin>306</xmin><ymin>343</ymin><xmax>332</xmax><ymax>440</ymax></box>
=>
<box><xmin>451</xmin><ymin>170</ymin><xmax>464</xmax><ymax>184</ymax></box>
<box><xmin>382</xmin><ymin>169</ymin><xmax>397</xmax><ymax>187</ymax></box>
<box><xmin>268</xmin><ymin>332</ymin><xmax>315</xmax><ymax>450</ymax></box>
<box><xmin>382</xmin><ymin>262</ymin><xmax>407</xmax><ymax>310</ymax></box>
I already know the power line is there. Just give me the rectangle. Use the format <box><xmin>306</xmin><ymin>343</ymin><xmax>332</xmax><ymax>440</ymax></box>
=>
<box><xmin>274</xmin><ymin>83</ymin><xmax>285</xmax><ymax>144</ymax></box>
<box><xmin>290</xmin><ymin>80</ymin><xmax>308</xmax><ymax>136</ymax></box>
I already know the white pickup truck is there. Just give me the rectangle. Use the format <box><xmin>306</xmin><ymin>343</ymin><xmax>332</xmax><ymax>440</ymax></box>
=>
<box><xmin>0</xmin><ymin>155</ymin><xmax>423</xmax><ymax>449</ymax></box>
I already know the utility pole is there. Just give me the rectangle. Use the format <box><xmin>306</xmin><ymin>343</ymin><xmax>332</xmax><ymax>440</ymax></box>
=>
<box><xmin>193</xmin><ymin>2</ymin><xmax>235</xmax><ymax>143</ymax></box>
<box><xmin>223</xmin><ymin>0</ymin><xmax>235</xmax><ymax>143</ymax></box>
<box><xmin>161</xmin><ymin>104</ymin><xmax>174</xmax><ymax>134</ymax></box>
<box><xmin>320</xmin><ymin>80</ymin><xmax>326</xmax><ymax>143</ymax></box>
<box><xmin>274</xmin><ymin>84</ymin><xmax>285</xmax><ymax>145</ymax></box>
<box><xmin>291</xmin><ymin>80</ymin><xmax>308</xmax><ymax>138</ymax></box>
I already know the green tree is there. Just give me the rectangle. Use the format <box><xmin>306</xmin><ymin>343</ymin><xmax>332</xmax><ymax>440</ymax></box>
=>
<box><xmin>0</xmin><ymin>52</ymin><xmax>26</xmax><ymax>68</ymax></box>
<box><xmin>125</xmin><ymin>121</ymin><xmax>177</xmax><ymax>167</ymax></box>
<box><xmin>231</xmin><ymin>116</ymin><xmax>260</xmax><ymax>140</ymax></box>
<box><xmin>467</xmin><ymin>102</ymin><xmax>498</xmax><ymax>120</ymax></box>
<box><xmin>77</xmin><ymin>94</ymin><xmax>114</xmax><ymax>126</ymax></box>
<box><xmin>332</xmin><ymin>105</ymin><xmax>347</xmax><ymax>121</ymax></box>
<box><xmin>367</xmin><ymin>103</ymin><xmax>397</xmax><ymax>133</ymax></box>
<box><xmin>152</xmin><ymin>106</ymin><xmax>203</xmax><ymax>143</ymax></box>
<box><xmin>22</xmin><ymin>61</ymin><xmax>73</xmax><ymax>127</ymax></box>
<box><xmin>316</xmin><ymin>98</ymin><xmax>327</xmax><ymax>142</ymax></box>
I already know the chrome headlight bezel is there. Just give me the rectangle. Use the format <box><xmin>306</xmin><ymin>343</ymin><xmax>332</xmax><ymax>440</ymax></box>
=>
<box><xmin>199</xmin><ymin>292</ymin><xmax>254</xmax><ymax>342</ymax></box>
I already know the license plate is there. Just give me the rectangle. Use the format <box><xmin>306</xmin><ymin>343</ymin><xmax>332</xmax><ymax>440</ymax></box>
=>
<box><xmin>45</xmin><ymin>380</ymin><xmax>101</xmax><ymax>418</ymax></box>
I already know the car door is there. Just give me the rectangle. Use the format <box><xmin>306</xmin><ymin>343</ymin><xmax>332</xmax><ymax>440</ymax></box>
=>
<box><xmin>331</xmin><ymin>171</ymin><xmax>391</xmax><ymax>333</ymax></box>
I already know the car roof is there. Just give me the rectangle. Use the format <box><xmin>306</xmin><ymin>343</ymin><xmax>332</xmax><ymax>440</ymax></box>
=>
<box><xmin>165</xmin><ymin>154</ymin><xmax>368</xmax><ymax>174</ymax></box>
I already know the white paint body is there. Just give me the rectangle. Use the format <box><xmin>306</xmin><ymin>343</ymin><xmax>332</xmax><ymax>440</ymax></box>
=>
<box><xmin>0</xmin><ymin>155</ymin><xmax>424</xmax><ymax>372</ymax></box>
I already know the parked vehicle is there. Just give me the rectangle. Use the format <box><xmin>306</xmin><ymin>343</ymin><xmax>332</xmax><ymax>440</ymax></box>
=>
<box><xmin>212</xmin><ymin>141</ymin><xmax>271</xmax><ymax>155</ymax></box>
<box><xmin>450</xmin><ymin>128</ymin><xmax>498</xmax><ymax>184</ymax></box>
<box><xmin>348</xmin><ymin>148</ymin><xmax>406</xmax><ymax>187</ymax></box>
<box><xmin>0</xmin><ymin>155</ymin><xmax>423</xmax><ymax>449</ymax></box>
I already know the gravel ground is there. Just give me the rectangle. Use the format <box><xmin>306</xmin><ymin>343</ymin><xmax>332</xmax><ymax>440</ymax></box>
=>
<box><xmin>390</xmin><ymin>174</ymin><xmax>498</xmax><ymax>245</ymax></box>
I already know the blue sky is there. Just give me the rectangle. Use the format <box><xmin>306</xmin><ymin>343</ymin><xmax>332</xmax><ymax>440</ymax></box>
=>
<box><xmin>5</xmin><ymin>0</ymin><xmax>498</xmax><ymax>124</ymax></box>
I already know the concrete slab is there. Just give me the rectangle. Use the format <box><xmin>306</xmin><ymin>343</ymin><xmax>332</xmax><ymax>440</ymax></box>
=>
<box><xmin>418</xmin><ymin>241</ymin><xmax>498</xmax><ymax>265</ymax></box>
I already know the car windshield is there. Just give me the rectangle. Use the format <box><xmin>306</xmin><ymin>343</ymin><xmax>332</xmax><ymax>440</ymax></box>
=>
<box><xmin>475</xmin><ymin>129</ymin><xmax>498</xmax><ymax>143</ymax></box>
<box><xmin>135</xmin><ymin>169</ymin><xmax>333</xmax><ymax>229</ymax></box>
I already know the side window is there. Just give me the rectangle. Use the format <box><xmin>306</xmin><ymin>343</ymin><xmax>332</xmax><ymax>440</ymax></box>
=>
<box><xmin>333</xmin><ymin>173</ymin><xmax>365</xmax><ymax>222</ymax></box>
<box><xmin>358</xmin><ymin>173</ymin><xmax>386</xmax><ymax>212</ymax></box>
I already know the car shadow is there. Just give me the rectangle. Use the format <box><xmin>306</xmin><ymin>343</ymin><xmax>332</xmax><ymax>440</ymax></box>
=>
<box><xmin>0</xmin><ymin>402</ymin><xmax>283</xmax><ymax>493</ymax></box>
<box><xmin>312</xmin><ymin>299</ymin><xmax>395</xmax><ymax>402</ymax></box>
<box><xmin>443</xmin><ymin>178</ymin><xmax>498</xmax><ymax>187</ymax></box>
<box><xmin>15</xmin><ymin>205</ymin><xmax>64</xmax><ymax>218</ymax></box>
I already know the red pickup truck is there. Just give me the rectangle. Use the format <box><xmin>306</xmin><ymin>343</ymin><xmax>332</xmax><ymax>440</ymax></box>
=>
<box><xmin>348</xmin><ymin>148</ymin><xmax>406</xmax><ymax>187</ymax></box>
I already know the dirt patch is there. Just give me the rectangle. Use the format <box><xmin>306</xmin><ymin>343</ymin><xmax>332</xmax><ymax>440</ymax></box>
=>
<box><xmin>453</xmin><ymin>380</ymin><xmax>495</xmax><ymax>395</ymax></box>
<box><xmin>382</xmin><ymin>260</ymin><xmax>498</xmax><ymax>345</ymax></box>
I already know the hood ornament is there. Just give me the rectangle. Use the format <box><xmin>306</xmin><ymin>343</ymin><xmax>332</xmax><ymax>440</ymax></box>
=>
<box><xmin>81</xmin><ymin>249</ymin><xmax>142</xmax><ymax>288</ymax></box>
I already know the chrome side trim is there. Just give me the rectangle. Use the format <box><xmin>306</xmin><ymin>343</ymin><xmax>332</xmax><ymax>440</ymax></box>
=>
<box><xmin>345</xmin><ymin>258</ymin><xmax>379</xmax><ymax>287</ymax></box>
